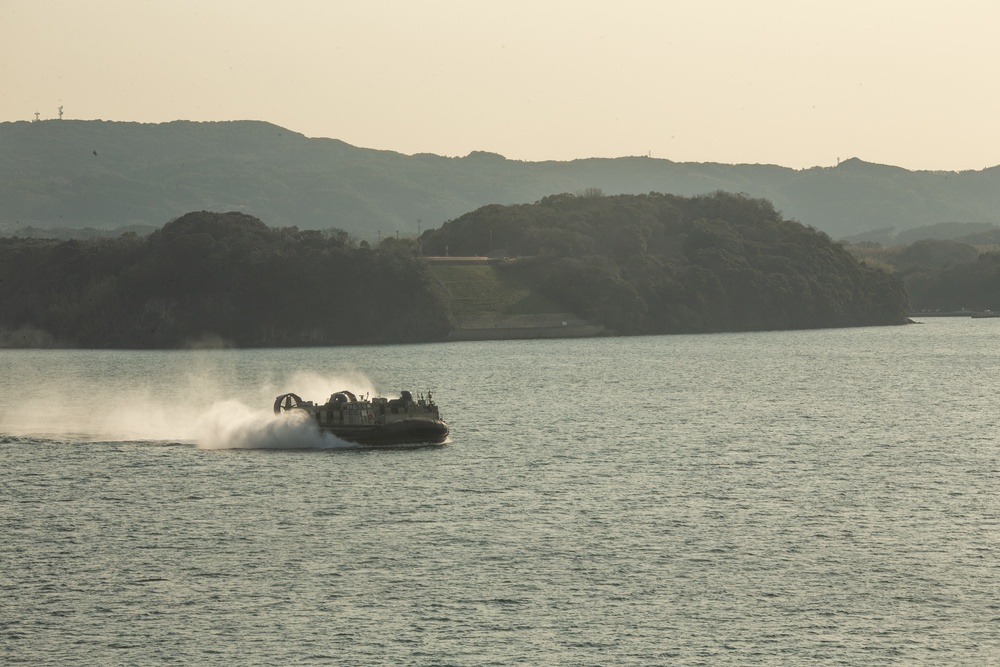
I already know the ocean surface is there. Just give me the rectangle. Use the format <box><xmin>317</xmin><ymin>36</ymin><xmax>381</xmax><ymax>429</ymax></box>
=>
<box><xmin>2</xmin><ymin>318</ymin><xmax>999</xmax><ymax>665</ymax></box>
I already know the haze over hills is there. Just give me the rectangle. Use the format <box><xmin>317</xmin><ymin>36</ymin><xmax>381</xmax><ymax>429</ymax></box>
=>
<box><xmin>3</xmin><ymin>119</ymin><xmax>1000</xmax><ymax>241</ymax></box>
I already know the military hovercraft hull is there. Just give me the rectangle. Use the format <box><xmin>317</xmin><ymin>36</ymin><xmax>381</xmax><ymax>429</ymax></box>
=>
<box><xmin>274</xmin><ymin>390</ymin><xmax>449</xmax><ymax>447</ymax></box>
<box><xmin>320</xmin><ymin>417</ymin><xmax>449</xmax><ymax>446</ymax></box>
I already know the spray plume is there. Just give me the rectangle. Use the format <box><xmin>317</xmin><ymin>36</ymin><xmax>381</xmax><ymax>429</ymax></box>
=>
<box><xmin>0</xmin><ymin>358</ymin><xmax>380</xmax><ymax>450</ymax></box>
<box><xmin>193</xmin><ymin>400</ymin><xmax>354</xmax><ymax>450</ymax></box>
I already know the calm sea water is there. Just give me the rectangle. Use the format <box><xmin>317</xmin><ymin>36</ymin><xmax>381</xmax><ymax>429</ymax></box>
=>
<box><xmin>2</xmin><ymin>318</ymin><xmax>999</xmax><ymax>665</ymax></box>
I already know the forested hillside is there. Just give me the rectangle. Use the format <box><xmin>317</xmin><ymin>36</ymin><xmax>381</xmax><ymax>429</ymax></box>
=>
<box><xmin>0</xmin><ymin>212</ymin><xmax>451</xmax><ymax>348</ymax></box>
<box><xmin>421</xmin><ymin>192</ymin><xmax>910</xmax><ymax>334</ymax></box>
<box><xmin>0</xmin><ymin>194</ymin><xmax>911</xmax><ymax>348</ymax></box>
<box><xmin>4</xmin><ymin>120</ymin><xmax>1000</xmax><ymax>241</ymax></box>
<box><xmin>847</xmin><ymin>238</ymin><xmax>1000</xmax><ymax>312</ymax></box>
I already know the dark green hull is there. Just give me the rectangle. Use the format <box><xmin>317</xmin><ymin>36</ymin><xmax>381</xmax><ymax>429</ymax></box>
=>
<box><xmin>323</xmin><ymin>417</ymin><xmax>450</xmax><ymax>446</ymax></box>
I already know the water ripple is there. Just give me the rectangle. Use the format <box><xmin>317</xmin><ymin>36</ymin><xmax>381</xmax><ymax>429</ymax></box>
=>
<box><xmin>2</xmin><ymin>321</ymin><xmax>1000</xmax><ymax>664</ymax></box>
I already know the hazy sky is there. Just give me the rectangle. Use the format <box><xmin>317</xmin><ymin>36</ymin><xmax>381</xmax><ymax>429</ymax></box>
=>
<box><xmin>3</xmin><ymin>0</ymin><xmax>999</xmax><ymax>170</ymax></box>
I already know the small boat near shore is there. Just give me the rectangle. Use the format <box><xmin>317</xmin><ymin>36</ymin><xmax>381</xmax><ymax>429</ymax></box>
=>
<box><xmin>273</xmin><ymin>389</ymin><xmax>449</xmax><ymax>447</ymax></box>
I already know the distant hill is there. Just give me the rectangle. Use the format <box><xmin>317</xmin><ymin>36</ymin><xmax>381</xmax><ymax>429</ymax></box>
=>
<box><xmin>3</xmin><ymin>119</ymin><xmax>1000</xmax><ymax>240</ymax></box>
<box><xmin>842</xmin><ymin>221</ymin><xmax>1000</xmax><ymax>246</ymax></box>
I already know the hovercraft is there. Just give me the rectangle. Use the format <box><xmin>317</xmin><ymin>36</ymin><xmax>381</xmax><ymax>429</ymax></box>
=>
<box><xmin>273</xmin><ymin>390</ymin><xmax>449</xmax><ymax>447</ymax></box>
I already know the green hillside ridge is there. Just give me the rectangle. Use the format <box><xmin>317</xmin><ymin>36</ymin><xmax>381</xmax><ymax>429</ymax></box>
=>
<box><xmin>5</xmin><ymin>119</ymin><xmax>1000</xmax><ymax>241</ymax></box>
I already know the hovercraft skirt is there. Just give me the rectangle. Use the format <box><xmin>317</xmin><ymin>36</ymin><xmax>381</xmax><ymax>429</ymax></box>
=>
<box><xmin>325</xmin><ymin>418</ymin><xmax>449</xmax><ymax>446</ymax></box>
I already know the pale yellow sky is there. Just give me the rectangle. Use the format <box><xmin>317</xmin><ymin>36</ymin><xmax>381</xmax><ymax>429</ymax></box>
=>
<box><xmin>3</xmin><ymin>0</ymin><xmax>998</xmax><ymax>170</ymax></box>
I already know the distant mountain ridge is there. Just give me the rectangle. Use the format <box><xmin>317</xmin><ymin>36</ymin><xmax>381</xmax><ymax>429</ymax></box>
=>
<box><xmin>3</xmin><ymin>119</ymin><xmax>1000</xmax><ymax>240</ymax></box>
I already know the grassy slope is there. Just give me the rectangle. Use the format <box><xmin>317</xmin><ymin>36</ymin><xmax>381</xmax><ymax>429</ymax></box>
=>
<box><xmin>428</xmin><ymin>264</ymin><xmax>568</xmax><ymax>320</ymax></box>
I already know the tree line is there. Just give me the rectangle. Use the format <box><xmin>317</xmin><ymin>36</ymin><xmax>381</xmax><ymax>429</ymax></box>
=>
<box><xmin>847</xmin><ymin>238</ymin><xmax>1000</xmax><ymax>312</ymax></box>
<box><xmin>0</xmin><ymin>211</ymin><xmax>450</xmax><ymax>347</ymax></box>
<box><xmin>0</xmin><ymin>193</ymin><xmax>913</xmax><ymax>348</ymax></box>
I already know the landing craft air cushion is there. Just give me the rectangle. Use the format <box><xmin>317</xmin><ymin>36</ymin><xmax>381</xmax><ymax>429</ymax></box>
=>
<box><xmin>273</xmin><ymin>390</ymin><xmax>449</xmax><ymax>447</ymax></box>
